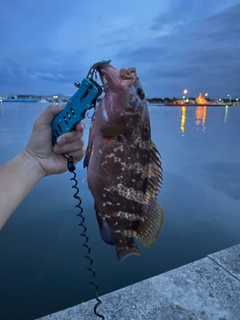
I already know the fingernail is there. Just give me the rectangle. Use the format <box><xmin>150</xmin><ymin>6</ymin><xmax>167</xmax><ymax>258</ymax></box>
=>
<box><xmin>57</xmin><ymin>137</ymin><xmax>65</xmax><ymax>145</ymax></box>
<box><xmin>79</xmin><ymin>122</ymin><xmax>85</xmax><ymax>131</ymax></box>
<box><xmin>78</xmin><ymin>124</ymin><xmax>84</xmax><ymax>132</ymax></box>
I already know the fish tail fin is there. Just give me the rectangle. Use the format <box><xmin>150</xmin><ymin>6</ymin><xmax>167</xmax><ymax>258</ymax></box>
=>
<box><xmin>136</xmin><ymin>198</ymin><xmax>164</xmax><ymax>248</ymax></box>
<box><xmin>116</xmin><ymin>238</ymin><xmax>140</xmax><ymax>262</ymax></box>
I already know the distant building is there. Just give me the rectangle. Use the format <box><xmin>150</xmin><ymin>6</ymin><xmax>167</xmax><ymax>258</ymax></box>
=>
<box><xmin>16</xmin><ymin>94</ymin><xmax>38</xmax><ymax>99</ymax></box>
<box><xmin>196</xmin><ymin>93</ymin><xmax>208</xmax><ymax>105</ymax></box>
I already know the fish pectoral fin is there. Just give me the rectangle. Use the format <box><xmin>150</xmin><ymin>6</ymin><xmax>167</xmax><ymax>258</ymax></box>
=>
<box><xmin>99</xmin><ymin>221</ymin><xmax>118</xmax><ymax>246</ymax></box>
<box><xmin>135</xmin><ymin>198</ymin><xmax>164</xmax><ymax>248</ymax></box>
<box><xmin>116</xmin><ymin>238</ymin><xmax>140</xmax><ymax>262</ymax></box>
<box><xmin>100</xmin><ymin>125</ymin><xmax>134</xmax><ymax>137</ymax></box>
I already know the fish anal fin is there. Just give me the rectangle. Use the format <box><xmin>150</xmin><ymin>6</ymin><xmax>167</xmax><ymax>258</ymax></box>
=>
<box><xmin>116</xmin><ymin>238</ymin><xmax>140</xmax><ymax>262</ymax></box>
<box><xmin>135</xmin><ymin>198</ymin><xmax>164</xmax><ymax>248</ymax></box>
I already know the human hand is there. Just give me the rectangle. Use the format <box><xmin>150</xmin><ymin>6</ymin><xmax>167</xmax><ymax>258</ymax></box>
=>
<box><xmin>21</xmin><ymin>104</ymin><xmax>85</xmax><ymax>177</ymax></box>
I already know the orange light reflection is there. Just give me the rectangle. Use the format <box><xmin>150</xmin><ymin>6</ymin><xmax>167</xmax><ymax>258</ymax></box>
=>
<box><xmin>180</xmin><ymin>106</ymin><xmax>186</xmax><ymax>136</ymax></box>
<box><xmin>195</xmin><ymin>106</ymin><xmax>207</xmax><ymax>132</ymax></box>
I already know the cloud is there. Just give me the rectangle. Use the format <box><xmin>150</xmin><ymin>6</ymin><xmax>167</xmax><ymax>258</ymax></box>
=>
<box><xmin>150</xmin><ymin>0</ymin><xmax>240</xmax><ymax>31</ymax></box>
<box><xmin>114</xmin><ymin>2</ymin><xmax>240</xmax><ymax>97</ymax></box>
<box><xmin>0</xmin><ymin>0</ymin><xmax>240</xmax><ymax>97</ymax></box>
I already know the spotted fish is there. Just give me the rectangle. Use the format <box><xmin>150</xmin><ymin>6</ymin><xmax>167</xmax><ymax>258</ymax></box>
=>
<box><xmin>84</xmin><ymin>64</ymin><xmax>164</xmax><ymax>262</ymax></box>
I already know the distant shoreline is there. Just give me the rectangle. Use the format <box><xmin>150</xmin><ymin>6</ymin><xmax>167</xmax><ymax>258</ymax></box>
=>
<box><xmin>148</xmin><ymin>103</ymin><xmax>231</xmax><ymax>107</ymax></box>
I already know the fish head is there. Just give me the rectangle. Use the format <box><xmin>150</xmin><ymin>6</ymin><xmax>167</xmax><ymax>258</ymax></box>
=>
<box><xmin>98</xmin><ymin>64</ymin><xmax>147</xmax><ymax>124</ymax></box>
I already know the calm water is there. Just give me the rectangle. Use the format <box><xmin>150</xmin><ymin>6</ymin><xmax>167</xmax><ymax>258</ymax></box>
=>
<box><xmin>0</xmin><ymin>103</ymin><xmax>240</xmax><ymax>320</ymax></box>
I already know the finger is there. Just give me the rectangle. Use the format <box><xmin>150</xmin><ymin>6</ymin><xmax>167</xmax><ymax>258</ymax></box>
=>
<box><xmin>34</xmin><ymin>104</ymin><xmax>66</xmax><ymax>128</ymax></box>
<box><xmin>68</xmin><ymin>149</ymin><xmax>85</xmax><ymax>162</ymax></box>
<box><xmin>56</xmin><ymin>129</ymin><xmax>84</xmax><ymax>146</ymax></box>
<box><xmin>75</xmin><ymin>121</ymin><xmax>85</xmax><ymax>133</ymax></box>
<box><xmin>53</xmin><ymin>138</ymin><xmax>84</xmax><ymax>155</ymax></box>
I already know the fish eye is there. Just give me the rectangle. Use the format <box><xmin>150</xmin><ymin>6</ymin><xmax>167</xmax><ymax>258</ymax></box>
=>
<box><xmin>137</xmin><ymin>87</ymin><xmax>145</xmax><ymax>100</ymax></box>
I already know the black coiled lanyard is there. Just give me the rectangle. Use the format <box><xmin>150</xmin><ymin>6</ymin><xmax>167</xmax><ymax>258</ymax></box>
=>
<box><xmin>67</xmin><ymin>156</ymin><xmax>105</xmax><ymax>319</ymax></box>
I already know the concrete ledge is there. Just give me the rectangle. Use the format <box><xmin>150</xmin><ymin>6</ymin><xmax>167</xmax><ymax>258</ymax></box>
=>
<box><xmin>36</xmin><ymin>244</ymin><xmax>240</xmax><ymax>320</ymax></box>
<box><xmin>208</xmin><ymin>244</ymin><xmax>240</xmax><ymax>281</ymax></box>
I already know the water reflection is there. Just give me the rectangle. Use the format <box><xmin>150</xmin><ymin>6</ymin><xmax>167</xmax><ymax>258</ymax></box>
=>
<box><xmin>180</xmin><ymin>106</ymin><xmax>186</xmax><ymax>136</ymax></box>
<box><xmin>1</xmin><ymin>103</ymin><xmax>240</xmax><ymax>320</ymax></box>
<box><xmin>195</xmin><ymin>106</ymin><xmax>207</xmax><ymax>132</ymax></box>
<box><xmin>224</xmin><ymin>105</ymin><xmax>228</xmax><ymax>123</ymax></box>
<box><xmin>180</xmin><ymin>106</ymin><xmax>207</xmax><ymax>136</ymax></box>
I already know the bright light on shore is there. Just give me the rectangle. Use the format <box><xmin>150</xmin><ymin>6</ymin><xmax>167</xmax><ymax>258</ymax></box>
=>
<box><xmin>205</xmin><ymin>93</ymin><xmax>208</xmax><ymax>97</ymax></box>
<box><xmin>183</xmin><ymin>89</ymin><xmax>188</xmax><ymax>94</ymax></box>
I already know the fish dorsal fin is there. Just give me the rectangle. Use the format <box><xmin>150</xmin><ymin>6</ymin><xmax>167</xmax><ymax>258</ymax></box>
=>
<box><xmin>144</xmin><ymin>140</ymin><xmax>163</xmax><ymax>198</ymax></box>
<box><xmin>134</xmin><ymin>140</ymin><xmax>164</xmax><ymax>247</ymax></box>
<box><xmin>135</xmin><ymin>198</ymin><xmax>164</xmax><ymax>248</ymax></box>
<box><xmin>100</xmin><ymin>125</ymin><xmax>134</xmax><ymax>137</ymax></box>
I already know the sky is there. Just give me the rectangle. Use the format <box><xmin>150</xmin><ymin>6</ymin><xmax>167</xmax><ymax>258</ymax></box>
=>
<box><xmin>0</xmin><ymin>0</ymin><xmax>240</xmax><ymax>98</ymax></box>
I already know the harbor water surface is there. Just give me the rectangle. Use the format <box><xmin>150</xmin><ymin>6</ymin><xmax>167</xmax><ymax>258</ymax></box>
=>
<box><xmin>0</xmin><ymin>103</ymin><xmax>240</xmax><ymax>320</ymax></box>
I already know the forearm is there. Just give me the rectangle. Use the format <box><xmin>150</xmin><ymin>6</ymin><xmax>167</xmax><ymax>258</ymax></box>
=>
<box><xmin>0</xmin><ymin>152</ymin><xmax>44</xmax><ymax>230</ymax></box>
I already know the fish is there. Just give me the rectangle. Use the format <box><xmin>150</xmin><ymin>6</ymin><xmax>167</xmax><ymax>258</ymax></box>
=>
<box><xmin>84</xmin><ymin>63</ymin><xmax>164</xmax><ymax>262</ymax></box>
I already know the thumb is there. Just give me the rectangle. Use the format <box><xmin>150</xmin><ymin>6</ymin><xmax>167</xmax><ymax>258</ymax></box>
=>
<box><xmin>35</xmin><ymin>104</ymin><xmax>66</xmax><ymax>128</ymax></box>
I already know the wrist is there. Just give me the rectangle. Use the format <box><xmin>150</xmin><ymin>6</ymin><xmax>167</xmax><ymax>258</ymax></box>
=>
<box><xmin>19</xmin><ymin>149</ymin><xmax>47</xmax><ymax>180</ymax></box>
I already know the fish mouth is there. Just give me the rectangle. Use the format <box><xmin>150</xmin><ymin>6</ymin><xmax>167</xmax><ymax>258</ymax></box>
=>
<box><xmin>97</xmin><ymin>65</ymin><xmax>119</xmax><ymax>90</ymax></box>
<box><xmin>97</xmin><ymin>64</ymin><xmax>137</xmax><ymax>92</ymax></box>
